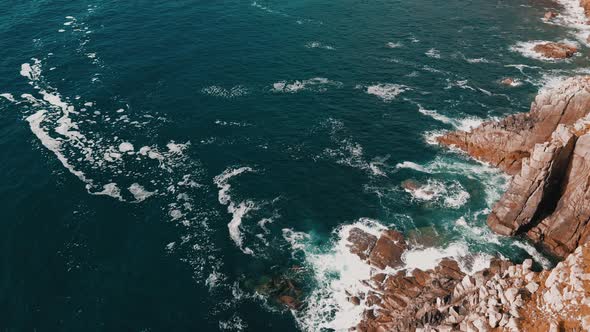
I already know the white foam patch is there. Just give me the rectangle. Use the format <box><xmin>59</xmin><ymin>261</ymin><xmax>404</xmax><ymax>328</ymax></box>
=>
<box><xmin>365</xmin><ymin>83</ymin><xmax>409</xmax><ymax>102</ymax></box>
<box><xmin>402</xmin><ymin>242</ymin><xmax>492</xmax><ymax>274</ymax></box>
<box><xmin>118</xmin><ymin>142</ymin><xmax>134</xmax><ymax>153</ymax></box>
<box><xmin>214</xmin><ymin>167</ymin><xmax>256</xmax><ymax>255</ymax></box>
<box><xmin>0</xmin><ymin>93</ymin><xmax>16</xmax><ymax>102</ymax></box>
<box><xmin>403</xmin><ymin>179</ymin><xmax>470</xmax><ymax>209</ymax></box>
<box><xmin>271</xmin><ymin>78</ymin><xmax>342</xmax><ymax>93</ymax></box>
<box><xmin>547</xmin><ymin>0</ymin><xmax>590</xmax><ymax>46</ymax></box>
<box><xmin>510</xmin><ymin>40</ymin><xmax>579</xmax><ymax>61</ymax></box>
<box><xmin>321</xmin><ymin>118</ymin><xmax>387</xmax><ymax>177</ymax></box>
<box><xmin>305</xmin><ymin>41</ymin><xmax>335</xmax><ymax>50</ymax></box>
<box><xmin>201</xmin><ymin>85</ymin><xmax>249</xmax><ymax>98</ymax></box>
<box><xmin>395</xmin><ymin>161</ymin><xmax>430</xmax><ymax>173</ymax></box>
<box><xmin>93</xmin><ymin>182</ymin><xmax>123</xmax><ymax>200</ymax></box>
<box><xmin>128</xmin><ymin>183</ymin><xmax>154</xmax><ymax>202</ymax></box>
<box><xmin>26</xmin><ymin>110</ymin><xmax>90</xmax><ymax>184</ymax></box>
<box><xmin>465</xmin><ymin>57</ymin><xmax>491</xmax><ymax>64</ymax></box>
<box><xmin>396</xmin><ymin>156</ymin><xmax>509</xmax><ymax>207</ymax></box>
<box><xmin>425</xmin><ymin>48</ymin><xmax>441</xmax><ymax>58</ymax></box>
<box><xmin>386</xmin><ymin>42</ymin><xmax>403</xmax><ymax>48</ymax></box>
<box><xmin>417</xmin><ymin>105</ymin><xmax>485</xmax><ymax>132</ymax></box>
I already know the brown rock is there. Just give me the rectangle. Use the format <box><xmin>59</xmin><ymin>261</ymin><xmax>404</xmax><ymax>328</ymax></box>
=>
<box><xmin>544</xmin><ymin>11</ymin><xmax>557</xmax><ymax>20</ymax></box>
<box><xmin>349</xmin><ymin>296</ymin><xmax>361</xmax><ymax>305</ymax></box>
<box><xmin>533</xmin><ymin>42</ymin><xmax>577</xmax><ymax>59</ymax></box>
<box><xmin>502</xmin><ymin>78</ymin><xmax>515</xmax><ymax>86</ymax></box>
<box><xmin>437</xmin><ymin>76</ymin><xmax>590</xmax><ymax>175</ymax></box>
<box><xmin>347</xmin><ymin>227</ymin><xmax>377</xmax><ymax>260</ymax></box>
<box><xmin>278</xmin><ymin>295</ymin><xmax>300</xmax><ymax>309</ymax></box>
<box><xmin>439</xmin><ymin>76</ymin><xmax>590</xmax><ymax>258</ymax></box>
<box><xmin>401</xmin><ymin>179</ymin><xmax>420</xmax><ymax>191</ymax></box>
<box><xmin>368</xmin><ymin>230</ymin><xmax>408</xmax><ymax>269</ymax></box>
<box><xmin>488</xmin><ymin>125</ymin><xmax>577</xmax><ymax>236</ymax></box>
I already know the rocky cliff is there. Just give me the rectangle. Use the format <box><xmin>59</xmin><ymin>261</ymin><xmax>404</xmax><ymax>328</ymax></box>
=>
<box><xmin>438</xmin><ymin>76</ymin><xmax>590</xmax><ymax>259</ymax></box>
<box><xmin>349</xmin><ymin>231</ymin><xmax>590</xmax><ymax>331</ymax></box>
<box><xmin>347</xmin><ymin>75</ymin><xmax>590</xmax><ymax>331</ymax></box>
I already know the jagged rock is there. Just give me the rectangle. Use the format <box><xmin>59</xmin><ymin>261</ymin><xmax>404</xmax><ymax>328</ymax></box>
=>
<box><xmin>368</xmin><ymin>230</ymin><xmax>407</xmax><ymax>269</ymax></box>
<box><xmin>525</xmin><ymin>281</ymin><xmax>539</xmax><ymax>293</ymax></box>
<box><xmin>438</xmin><ymin>76</ymin><xmax>590</xmax><ymax>174</ymax></box>
<box><xmin>347</xmin><ymin>227</ymin><xmax>377</xmax><ymax>260</ymax></box>
<box><xmin>521</xmin><ymin>259</ymin><xmax>533</xmax><ymax>273</ymax></box>
<box><xmin>439</xmin><ymin>76</ymin><xmax>590</xmax><ymax>258</ymax></box>
<box><xmin>533</xmin><ymin>42</ymin><xmax>577</xmax><ymax>59</ymax></box>
<box><xmin>505</xmin><ymin>288</ymin><xmax>519</xmax><ymax>304</ymax></box>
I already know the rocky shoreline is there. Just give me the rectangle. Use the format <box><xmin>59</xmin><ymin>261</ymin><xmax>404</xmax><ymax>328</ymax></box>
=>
<box><xmin>346</xmin><ymin>81</ymin><xmax>590</xmax><ymax>332</ymax></box>
<box><xmin>344</xmin><ymin>2</ymin><xmax>590</xmax><ymax>331</ymax></box>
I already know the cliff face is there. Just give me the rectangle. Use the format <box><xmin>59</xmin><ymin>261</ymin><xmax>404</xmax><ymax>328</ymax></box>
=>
<box><xmin>437</xmin><ymin>77</ymin><xmax>590</xmax><ymax>176</ymax></box>
<box><xmin>438</xmin><ymin>76</ymin><xmax>590</xmax><ymax>258</ymax></box>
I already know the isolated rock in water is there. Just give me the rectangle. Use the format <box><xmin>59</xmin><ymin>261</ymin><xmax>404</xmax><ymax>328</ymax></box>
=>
<box><xmin>347</xmin><ymin>227</ymin><xmax>378</xmax><ymax>260</ymax></box>
<box><xmin>438</xmin><ymin>76</ymin><xmax>590</xmax><ymax>175</ymax></box>
<box><xmin>544</xmin><ymin>11</ymin><xmax>557</xmax><ymax>20</ymax></box>
<box><xmin>533</xmin><ymin>42</ymin><xmax>577</xmax><ymax>59</ymax></box>
<box><xmin>368</xmin><ymin>230</ymin><xmax>407</xmax><ymax>269</ymax></box>
<box><xmin>501</xmin><ymin>77</ymin><xmax>515</xmax><ymax>86</ymax></box>
<box><xmin>401</xmin><ymin>179</ymin><xmax>421</xmax><ymax>192</ymax></box>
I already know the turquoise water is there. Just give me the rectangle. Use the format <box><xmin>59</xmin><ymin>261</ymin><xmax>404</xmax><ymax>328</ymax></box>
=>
<box><xmin>0</xmin><ymin>0</ymin><xmax>587</xmax><ymax>330</ymax></box>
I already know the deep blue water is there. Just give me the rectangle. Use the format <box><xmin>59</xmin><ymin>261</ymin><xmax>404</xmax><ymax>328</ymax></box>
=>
<box><xmin>1</xmin><ymin>0</ymin><xmax>588</xmax><ymax>330</ymax></box>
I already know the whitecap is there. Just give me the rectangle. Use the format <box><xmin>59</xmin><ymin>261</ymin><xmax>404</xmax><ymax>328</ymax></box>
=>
<box><xmin>386</xmin><ymin>41</ymin><xmax>403</xmax><ymax>48</ymax></box>
<box><xmin>365</xmin><ymin>83</ymin><xmax>409</xmax><ymax>102</ymax></box>
<box><xmin>201</xmin><ymin>85</ymin><xmax>249</xmax><ymax>98</ymax></box>
<box><xmin>271</xmin><ymin>77</ymin><xmax>341</xmax><ymax>93</ymax></box>
<box><xmin>214</xmin><ymin>167</ymin><xmax>256</xmax><ymax>255</ymax></box>
<box><xmin>128</xmin><ymin>183</ymin><xmax>155</xmax><ymax>202</ymax></box>
<box><xmin>425</xmin><ymin>48</ymin><xmax>441</xmax><ymax>58</ymax></box>
<box><xmin>0</xmin><ymin>93</ymin><xmax>16</xmax><ymax>102</ymax></box>
<box><xmin>305</xmin><ymin>41</ymin><xmax>335</xmax><ymax>50</ymax></box>
<box><xmin>118</xmin><ymin>142</ymin><xmax>134</xmax><ymax>153</ymax></box>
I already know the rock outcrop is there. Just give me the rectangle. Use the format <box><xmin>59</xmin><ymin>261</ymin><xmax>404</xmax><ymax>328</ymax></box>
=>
<box><xmin>533</xmin><ymin>43</ymin><xmax>577</xmax><ymax>59</ymax></box>
<box><xmin>437</xmin><ymin>76</ymin><xmax>590</xmax><ymax>175</ymax></box>
<box><xmin>438</xmin><ymin>76</ymin><xmax>590</xmax><ymax>258</ymax></box>
<box><xmin>348</xmin><ymin>228</ymin><xmax>408</xmax><ymax>269</ymax></box>
<box><xmin>353</xmin><ymin>236</ymin><xmax>590</xmax><ymax>332</ymax></box>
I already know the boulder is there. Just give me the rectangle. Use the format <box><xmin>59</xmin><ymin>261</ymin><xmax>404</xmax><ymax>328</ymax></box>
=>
<box><xmin>368</xmin><ymin>230</ymin><xmax>408</xmax><ymax>269</ymax></box>
<box><xmin>533</xmin><ymin>42</ymin><xmax>577</xmax><ymax>59</ymax></box>
<box><xmin>347</xmin><ymin>227</ymin><xmax>377</xmax><ymax>260</ymax></box>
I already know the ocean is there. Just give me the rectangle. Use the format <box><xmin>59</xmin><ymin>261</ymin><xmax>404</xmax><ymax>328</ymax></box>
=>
<box><xmin>0</xmin><ymin>0</ymin><xmax>588</xmax><ymax>330</ymax></box>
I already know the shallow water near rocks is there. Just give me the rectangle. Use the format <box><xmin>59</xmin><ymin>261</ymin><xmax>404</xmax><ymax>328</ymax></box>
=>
<box><xmin>0</xmin><ymin>0</ymin><xmax>585</xmax><ymax>330</ymax></box>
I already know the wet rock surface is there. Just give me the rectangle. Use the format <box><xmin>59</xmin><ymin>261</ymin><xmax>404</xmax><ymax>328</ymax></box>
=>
<box><xmin>533</xmin><ymin>42</ymin><xmax>577</xmax><ymax>59</ymax></box>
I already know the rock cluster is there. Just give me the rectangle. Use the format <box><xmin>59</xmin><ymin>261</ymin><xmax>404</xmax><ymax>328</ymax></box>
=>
<box><xmin>438</xmin><ymin>76</ymin><xmax>590</xmax><ymax>258</ymax></box>
<box><xmin>352</xmin><ymin>234</ymin><xmax>590</xmax><ymax>331</ymax></box>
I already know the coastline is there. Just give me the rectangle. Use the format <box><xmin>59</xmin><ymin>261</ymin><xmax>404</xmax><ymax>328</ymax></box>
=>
<box><xmin>345</xmin><ymin>1</ymin><xmax>590</xmax><ymax>331</ymax></box>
